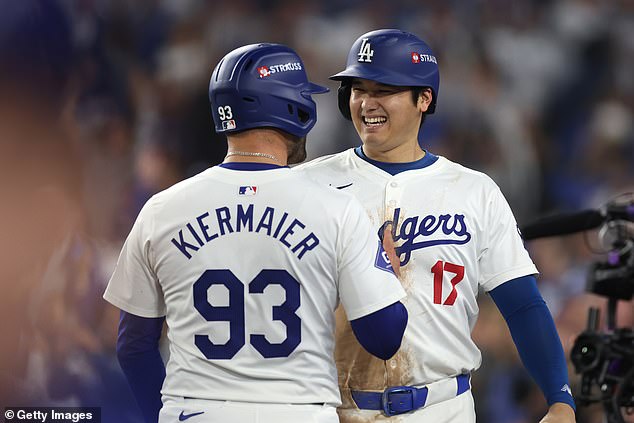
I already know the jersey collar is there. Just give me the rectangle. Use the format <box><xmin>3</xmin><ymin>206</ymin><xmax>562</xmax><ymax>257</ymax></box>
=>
<box><xmin>354</xmin><ymin>146</ymin><xmax>438</xmax><ymax>176</ymax></box>
<box><xmin>218</xmin><ymin>162</ymin><xmax>289</xmax><ymax>171</ymax></box>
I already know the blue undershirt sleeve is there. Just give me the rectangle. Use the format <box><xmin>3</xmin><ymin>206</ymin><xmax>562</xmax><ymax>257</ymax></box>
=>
<box><xmin>116</xmin><ymin>310</ymin><xmax>166</xmax><ymax>423</ymax></box>
<box><xmin>350</xmin><ymin>301</ymin><xmax>408</xmax><ymax>360</ymax></box>
<box><xmin>489</xmin><ymin>275</ymin><xmax>575</xmax><ymax>410</ymax></box>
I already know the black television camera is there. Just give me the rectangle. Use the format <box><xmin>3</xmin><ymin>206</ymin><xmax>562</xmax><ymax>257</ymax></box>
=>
<box><xmin>522</xmin><ymin>198</ymin><xmax>634</xmax><ymax>423</ymax></box>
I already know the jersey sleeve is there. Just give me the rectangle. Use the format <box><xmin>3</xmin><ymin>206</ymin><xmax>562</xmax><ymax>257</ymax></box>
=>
<box><xmin>103</xmin><ymin>199</ymin><xmax>166</xmax><ymax>318</ymax></box>
<box><xmin>479</xmin><ymin>186</ymin><xmax>538</xmax><ymax>292</ymax></box>
<box><xmin>336</xmin><ymin>196</ymin><xmax>406</xmax><ymax>320</ymax></box>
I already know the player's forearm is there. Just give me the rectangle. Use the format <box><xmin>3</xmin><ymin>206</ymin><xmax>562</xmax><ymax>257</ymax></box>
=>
<box><xmin>117</xmin><ymin>310</ymin><xmax>166</xmax><ymax>423</ymax></box>
<box><xmin>350</xmin><ymin>301</ymin><xmax>408</xmax><ymax>359</ymax></box>
<box><xmin>490</xmin><ymin>276</ymin><xmax>576</xmax><ymax>410</ymax></box>
<box><xmin>507</xmin><ymin>300</ymin><xmax>575</xmax><ymax>407</ymax></box>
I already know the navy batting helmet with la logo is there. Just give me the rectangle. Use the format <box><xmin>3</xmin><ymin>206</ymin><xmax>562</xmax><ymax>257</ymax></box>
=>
<box><xmin>331</xmin><ymin>29</ymin><xmax>440</xmax><ymax>118</ymax></box>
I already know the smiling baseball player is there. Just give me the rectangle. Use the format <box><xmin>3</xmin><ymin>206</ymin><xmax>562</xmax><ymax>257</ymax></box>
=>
<box><xmin>104</xmin><ymin>43</ymin><xmax>407</xmax><ymax>423</ymax></box>
<box><xmin>295</xmin><ymin>29</ymin><xmax>576</xmax><ymax>423</ymax></box>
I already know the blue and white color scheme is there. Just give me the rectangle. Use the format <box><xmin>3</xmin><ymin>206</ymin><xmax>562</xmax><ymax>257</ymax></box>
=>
<box><xmin>209</xmin><ymin>43</ymin><xmax>328</xmax><ymax>138</ymax></box>
<box><xmin>295</xmin><ymin>148</ymin><xmax>538</xmax><ymax>408</ymax></box>
<box><xmin>103</xmin><ymin>164</ymin><xmax>405</xmax><ymax>407</ymax></box>
<box><xmin>332</xmin><ymin>29</ymin><xmax>440</xmax><ymax>116</ymax></box>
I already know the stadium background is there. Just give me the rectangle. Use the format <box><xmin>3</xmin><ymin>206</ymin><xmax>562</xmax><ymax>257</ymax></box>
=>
<box><xmin>1</xmin><ymin>0</ymin><xmax>632</xmax><ymax>422</ymax></box>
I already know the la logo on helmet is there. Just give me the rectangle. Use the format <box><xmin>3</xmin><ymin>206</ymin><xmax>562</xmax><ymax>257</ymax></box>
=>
<box><xmin>357</xmin><ymin>38</ymin><xmax>374</xmax><ymax>63</ymax></box>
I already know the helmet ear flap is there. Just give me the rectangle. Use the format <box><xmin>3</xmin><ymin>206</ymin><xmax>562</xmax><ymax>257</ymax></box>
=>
<box><xmin>337</xmin><ymin>83</ymin><xmax>352</xmax><ymax>120</ymax></box>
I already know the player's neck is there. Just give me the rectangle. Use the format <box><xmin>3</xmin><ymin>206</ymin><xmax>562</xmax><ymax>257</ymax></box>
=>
<box><xmin>361</xmin><ymin>140</ymin><xmax>425</xmax><ymax>163</ymax></box>
<box><xmin>224</xmin><ymin>129</ymin><xmax>288</xmax><ymax>166</ymax></box>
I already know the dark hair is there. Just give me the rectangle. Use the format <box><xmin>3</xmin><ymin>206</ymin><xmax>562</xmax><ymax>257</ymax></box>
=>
<box><xmin>411</xmin><ymin>87</ymin><xmax>431</xmax><ymax>127</ymax></box>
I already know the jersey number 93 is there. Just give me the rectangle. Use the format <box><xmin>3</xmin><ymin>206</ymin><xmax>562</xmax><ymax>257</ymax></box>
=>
<box><xmin>193</xmin><ymin>269</ymin><xmax>301</xmax><ymax>359</ymax></box>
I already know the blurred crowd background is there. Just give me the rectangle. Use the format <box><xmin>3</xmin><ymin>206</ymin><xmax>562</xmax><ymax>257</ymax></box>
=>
<box><xmin>1</xmin><ymin>0</ymin><xmax>632</xmax><ymax>422</ymax></box>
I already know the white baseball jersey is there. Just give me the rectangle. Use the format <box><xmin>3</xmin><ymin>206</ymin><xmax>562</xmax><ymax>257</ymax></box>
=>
<box><xmin>295</xmin><ymin>149</ymin><xmax>538</xmax><ymax>398</ymax></box>
<box><xmin>104</xmin><ymin>165</ymin><xmax>405</xmax><ymax>406</ymax></box>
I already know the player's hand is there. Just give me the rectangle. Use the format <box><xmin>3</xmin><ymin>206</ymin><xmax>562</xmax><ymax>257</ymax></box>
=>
<box><xmin>538</xmin><ymin>403</ymin><xmax>576</xmax><ymax>423</ymax></box>
<box><xmin>381</xmin><ymin>222</ymin><xmax>401</xmax><ymax>277</ymax></box>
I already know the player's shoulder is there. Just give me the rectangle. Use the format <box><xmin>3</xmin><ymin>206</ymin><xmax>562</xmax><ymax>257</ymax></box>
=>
<box><xmin>439</xmin><ymin>156</ymin><xmax>501</xmax><ymax>191</ymax></box>
<box><xmin>140</xmin><ymin>170</ymin><xmax>211</xmax><ymax>213</ymax></box>
<box><xmin>282</xmin><ymin>167</ymin><xmax>365</xmax><ymax>225</ymax></box>
<box><xmin>294</xmin><ymin>149</ymin><xmax>352</xmax><ymax>173</ymax></box>
<box><xmin>293</xmin><ymin>167</ymin><xmax>358</xmax><ymax>202</ymax></box>
<box><xmin>157</xmin><ymin>172</ymin><xmax>204</xmax><ymax>198</ymax></box>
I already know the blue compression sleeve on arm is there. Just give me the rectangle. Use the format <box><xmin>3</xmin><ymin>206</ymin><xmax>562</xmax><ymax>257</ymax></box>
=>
<box><xmin>117</xmin><ymin>310</ymin><xmax>166</xmax><ymax>423</ymax></box>
<box><xmin>350</xmin><ymin>301</ymin><xmax>408</xmax><ymax>360</ymax></box>
<box><xmin>489</xmin><ymin>275</ymin><xmax>575</xmax><ymax>410</ymax></box>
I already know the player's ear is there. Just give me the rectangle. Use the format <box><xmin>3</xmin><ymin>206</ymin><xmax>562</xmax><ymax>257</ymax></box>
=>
<box><xmin>418</xmin><ymin>88</ymin><xmax>433</xmax><ymax>113</ymax></box>
<box><xmin>337</xmin><ymin>83</ymin><xmax>352</xmax><ymax>120</ymax></box>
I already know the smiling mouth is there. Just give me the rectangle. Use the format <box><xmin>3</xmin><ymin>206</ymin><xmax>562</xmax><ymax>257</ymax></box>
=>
<box><xmin>363</xmin><ymin>116</ymin><xmax>387</xmax><ymax>127</ymax></box>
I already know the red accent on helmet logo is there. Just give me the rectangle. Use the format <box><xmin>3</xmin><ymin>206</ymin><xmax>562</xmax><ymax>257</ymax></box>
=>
<box><xmin>257</xmin><ymin>66</ymin><xmax>271</xmax><ymax>78</ymax></box>
<box><xmin>411</xmin><ymin>52</ymin><xmax>420</xmax><ymax>63</ymax></box>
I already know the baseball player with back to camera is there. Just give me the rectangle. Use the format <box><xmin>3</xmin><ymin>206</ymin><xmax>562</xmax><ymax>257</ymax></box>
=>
<box><xmin>295</xmin><ymin>29</ymin><xmax>576</xmax><ymax>423</ymax></box>
<box><xmin>104</xmin><ymin>43</ymin><xmax>409</xmax><ymax>423</ymax></box>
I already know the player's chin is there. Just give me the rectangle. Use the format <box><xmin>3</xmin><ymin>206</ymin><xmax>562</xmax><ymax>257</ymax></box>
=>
<box><xmin>360</xmin><ymin>132</ymin><xmax>388</xmax><ymax>148</ymax></box>
<box><xmin>360</xmin><ymin>123</ymin><xmax>390</xmax><ymax>143</ymax></box>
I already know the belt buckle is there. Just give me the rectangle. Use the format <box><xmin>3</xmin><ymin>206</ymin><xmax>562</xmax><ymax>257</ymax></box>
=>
<box><xmin>381</xmin><ymin>386</ymin><xmax>417</xmax><ymax>417</ymax></box>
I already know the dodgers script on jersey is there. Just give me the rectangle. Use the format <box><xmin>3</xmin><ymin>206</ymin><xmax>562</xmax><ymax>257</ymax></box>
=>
<box><xmin>103</xmin><ymin>165</ymin><xmax>405</xmax><ymax>406</ymax></box>
<box><xmin>295</xmin><ymin>149</ymin><xmax>538</xmax><ymax>408</ymax></box>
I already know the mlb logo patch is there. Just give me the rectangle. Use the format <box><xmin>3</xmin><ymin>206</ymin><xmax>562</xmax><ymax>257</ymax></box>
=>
<box><xmin>222</xmin><ymin>120</ymin><xmax>236</xmax><ymax>130</ymax></box>
<box><xmin>411</xmin><ymin>52</ymin><xmax>420</xmax><ymax>63</ymax></box>
<box><xmin>257</xmin><ymin>66</ymin><xmax>271</xmax><ymax>78</ymax></box>
<box><xmin>239</xmin><ymin>186</ymin><xmax>257</xmax><ymax>196</ymax></box>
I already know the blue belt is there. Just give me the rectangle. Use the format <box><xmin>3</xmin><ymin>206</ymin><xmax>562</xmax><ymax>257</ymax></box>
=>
<box><xmin>350</xmin><ymin>373</ymin><xmax>471</xmax><ymax>417</ymax></box>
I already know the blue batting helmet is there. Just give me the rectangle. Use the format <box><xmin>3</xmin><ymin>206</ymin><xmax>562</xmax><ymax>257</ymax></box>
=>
<box><xmin>331</xmin><ymin>29</ymin><xmax>440</xmax><ymax>119</ymax></box>
<box><xmin>209</xmin><ymin>43</ymin><xmax>328</xmax><ymax>138</ymax></box>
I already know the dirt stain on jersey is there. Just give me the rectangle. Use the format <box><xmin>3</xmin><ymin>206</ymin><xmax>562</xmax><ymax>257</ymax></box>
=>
<box><xmin>335</xmin><ymin>203</ymin><xmax>417</xmax><ymax>421</ymax></box>
<box><xmin>338</xmin><ymin>409</ymin><xmax>404</xmax><ymax>423</ymax></box>
<box><xmin>382</xmin><ymin>205</ymin><xmax>416</xmax><ymax>291</ymax></box>
<box><xmin>335</xmin><ymin>308</ymin><xmax>416</xmax><ymax>408</ymax></box>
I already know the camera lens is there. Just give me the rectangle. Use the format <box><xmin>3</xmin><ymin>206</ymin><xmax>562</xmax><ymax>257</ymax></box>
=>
<box><xmin>571</xmin><ymin>337</ymin><xmax>601</xmax><ymax>371</ymax></box>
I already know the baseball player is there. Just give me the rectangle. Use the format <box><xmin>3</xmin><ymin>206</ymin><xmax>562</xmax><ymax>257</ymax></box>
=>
<box><xmin>104</xmin><ymin>43</ymin><xmax>408</xmax><ymax>423</ymax></box>
<box><xmin>295</xmin><ymin>29</ymin><xmax>576</xmax><ymax>423</ymax></box>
